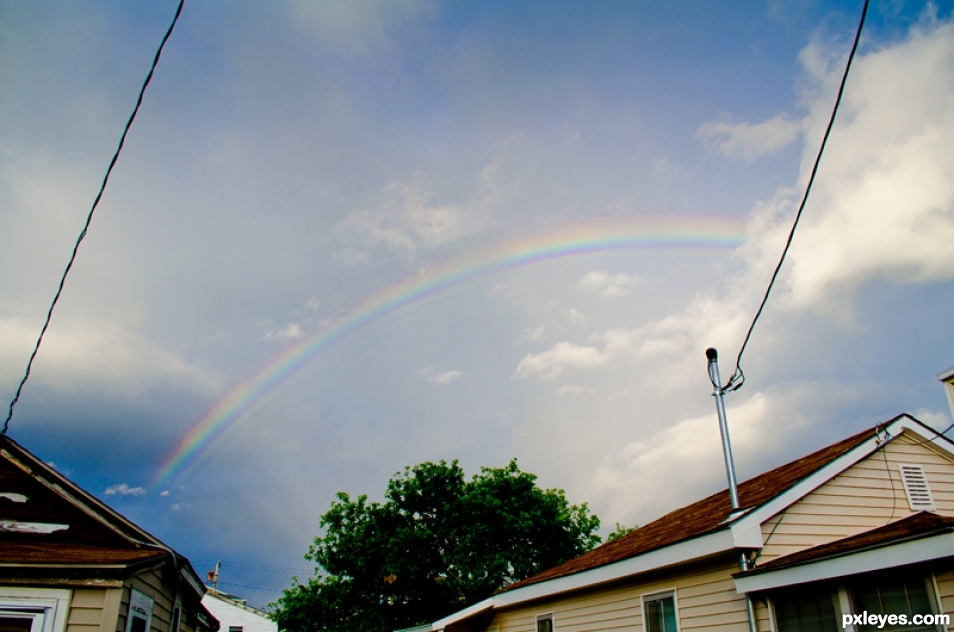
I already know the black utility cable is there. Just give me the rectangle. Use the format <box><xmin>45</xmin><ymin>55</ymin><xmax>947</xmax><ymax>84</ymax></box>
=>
<box><xmin>2</xmin><ymin>0</ymin><xmax>185</xmax><ymax>435</ymax></box>
<box><xmin>723</xmin><ymin>0</ymin><xmax>870</xmax><ymax>392</ymax></box>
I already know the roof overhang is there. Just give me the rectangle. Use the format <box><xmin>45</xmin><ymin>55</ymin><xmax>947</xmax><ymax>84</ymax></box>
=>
<box><xmin>0</xmin><ymin>555</ymin><xmax>168</xmax><ymax>580</ymax></box>
<box><xmin>431</xmin><ymin>598</ymin><xmax>494</xmax><ymax>630</ymax></box>
<box><xmin>432</xmin><ymin>415</ymin><xmax>954</xmax><ymax>630</ymax></box>
<box><xmin>432</xmin><ymin>528</ymin><xmax>741</xmax><ymax>629</ymax></box>
<box><xmin>725</xmin><ymin>415</ymin><xmax>954</xmax><ymax>550</ymax></box>
<box><xmin>734</xmin><ymin>531</ymin><xmax>954</xmax><ymax>594</ymax></box>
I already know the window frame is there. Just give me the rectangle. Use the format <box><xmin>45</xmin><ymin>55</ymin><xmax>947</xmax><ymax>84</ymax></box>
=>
<box><xmin>535</xmin><ymin>612</ymin><xmax>554</xmax><ymax>632</ymax></box>
<box><xmin>0</xmin><ymin>587</ymin><xmax>70</xmax><ymax>632</ymax></box>
<box><xmin>641</xmin><ymin>589</ymin><xmax>680</xmax><ymax>632</ymax></box>
<box><xmin>769</xmin><ymin>568</ymin><xmax>946</xmax><ymax>632</ymax></box>
<box><xmin>125</xmin><ymin>590</ymin><xmax>154</xmax><ymax>632</ymax></box>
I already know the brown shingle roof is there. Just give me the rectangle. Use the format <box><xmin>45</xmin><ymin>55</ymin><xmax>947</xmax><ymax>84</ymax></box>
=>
<box><xmin>502</xmin><ymin>423</ymin><xmax>881</xmax><ymax>592</ymax></box>
<box><xmin>738</xmin><ymin>511</ymin><xmax>954</xmax><ymax>575</ymax></box>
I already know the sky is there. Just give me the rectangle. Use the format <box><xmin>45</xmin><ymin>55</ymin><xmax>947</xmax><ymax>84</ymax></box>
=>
<box><xmin>2</xmin><ymin>0</ymin><xmax>954</xmax><ymax>610</ymax></box>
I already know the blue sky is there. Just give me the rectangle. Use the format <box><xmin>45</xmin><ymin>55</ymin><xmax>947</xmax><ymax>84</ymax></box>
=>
<box><xmin>2</xmin><ymin>0</ymin><xmax>953</xmax><ymax>608</ymax></box>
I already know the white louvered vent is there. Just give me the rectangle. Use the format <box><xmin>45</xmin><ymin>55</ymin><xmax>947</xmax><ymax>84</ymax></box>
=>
<box><xmin>898</xmin><ymin>464</ymin><xmax>936</xmax><ymax>512</ymax></box>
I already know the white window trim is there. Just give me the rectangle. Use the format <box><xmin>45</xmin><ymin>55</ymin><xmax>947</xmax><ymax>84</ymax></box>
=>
<box><xmin>535</xmin><ymin>612</ymin><xmax>554</xmax><ymax>632</ymax></box>
<box><xmin>0</xmin><ymin>587</ymin><xmax>70</xmax><ymax>632</ymax></box>
<box><xmin>125</xmin><ymin>589</ymin><xmax>154</xmax><ymax>632</ymax></box>
<box><xmin>640</xmin><ymin>588</ymin><xmax>680</xmax><ymax>632</ymax></box>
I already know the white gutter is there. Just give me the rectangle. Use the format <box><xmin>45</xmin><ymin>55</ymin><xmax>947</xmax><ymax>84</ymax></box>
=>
<box><xmin>734</xmin><ymin>531</ymin><xmax>954</xmax><ymax>594</ymax></box>
<box><xmin>431</xmin><ymin>598</ymin><xmax>493</xmax><ymax>630</ymax></box>
<box><xmin>432</xmin><ymin>530</ymin><xmax>740</xmax><ymax>628</ymax></box>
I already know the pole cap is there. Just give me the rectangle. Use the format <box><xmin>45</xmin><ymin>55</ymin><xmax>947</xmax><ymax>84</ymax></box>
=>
<box><xmin>706</xmin><ymin>347</ymin><xmax>718</xmax><ymax>362</ymax></box>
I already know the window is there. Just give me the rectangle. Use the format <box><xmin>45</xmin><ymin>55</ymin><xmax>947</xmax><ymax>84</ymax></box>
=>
<box><xmin>0</xmin><ymin>616</ymin><xmax>36</xmax><ymax>632</ymax></box>
<box><xmin>228</xmin><ymin>627</ymin><xmax>243</xmax><ymax>632</ymax></box>
<box><xmin>535</xmin><ymin>613</ymin><xmax>553</xmax><ymax>632</ymax></box>
<box><xmin>642</xmin><ymin>591</ymin><xmax>678</xmax><ymax>632</ymax></box>
<box><xmin>848</xmin><ymin>570</ymin><xmax>938</xmax><ymax>632</ymax></box>
<box><xmin>125</xmin><ymin>590</ymin><xmax>153</xmax><ymax>632</ymax></box>
<box><xmin>0</xmin><ymin>588</ymin><xmax>70</xmax><ymax>632</ymax></box>
<box><xmin>772</xmin><ymin>583</ymin><xmax>840</xmax><ymax>632</ymax></box>
<box><xmin>770</xmin><ymin>570</ymin><xmax>944</xmax><ymax>632</ymax></box>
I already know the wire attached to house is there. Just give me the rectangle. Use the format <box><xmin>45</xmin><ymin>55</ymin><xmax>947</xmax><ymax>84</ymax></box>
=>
<box><xmin>1</xmin><ymin>0</ymin><xmax>185</xmax><ymax>436</ymax></box>
<box><xmin>721</xmin><ymin>0</ymin><xmax>870</xmax><ymax>393</ymax></box>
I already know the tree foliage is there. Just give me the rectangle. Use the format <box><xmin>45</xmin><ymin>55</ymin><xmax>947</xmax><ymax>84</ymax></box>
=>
<box><xmin>606</xmin><ymin>522</ymin><xmax>638</xmax><ymax>543</ymax></box>
<box><xmin>271</xmin><ymin>459</ymin><xmax>601</xmax><ymax>632</ymax></box>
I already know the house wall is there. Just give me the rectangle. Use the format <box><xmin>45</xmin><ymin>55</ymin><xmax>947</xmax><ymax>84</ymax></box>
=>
<box><xmin>66</xmin><ymin>589</ymin><xmax>123</xmax><ymax>632</ymax></box>
<box><xmin>933</xmin><ymin>563</ymin><xmax>954</xmax><ymax>617</ymax></box>
<box><xmin>200</xmin><ymin>595</ymin><xmax>276</xmax><ymax>632</ymax></box>
<box><xmin>473</xmin><ymin>556</ymin><xmax>752</xmax><ymax>632</ymax></box>
<box><xmin>116</xmin><ymin>570</ymin><xmax>194</xmax><ymax>632</ymax></box>
<box><xmin>757</xmin><ymin>433</ymin><xmax>954</xmax><ymax>565</ymax></box>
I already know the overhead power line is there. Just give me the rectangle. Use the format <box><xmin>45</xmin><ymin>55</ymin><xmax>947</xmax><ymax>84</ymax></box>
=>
<box><xmin>2</xmin><ymin>0</ymin><xmax>185</xmax><ymax>435</ymax></box>
<box><xmin>722</xmin><ymin>0</ymin><xmax>870</xmax><ymax>393</ymax></box>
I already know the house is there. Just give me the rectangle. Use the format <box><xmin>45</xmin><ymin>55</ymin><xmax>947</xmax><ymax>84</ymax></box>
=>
<box><xmin>200</xmin><ymin>588</ymin><xmax>276</xmax><ymax>632</ymax></box>
<box><xmin>432</xmin><ymin>412</ymin><xmax>954</xmax><ymax>632</ymax></box>
<box><xmin>0</xmin><ymin>434</ymin><xmax>218</xmax><ymax>632</ymax></box>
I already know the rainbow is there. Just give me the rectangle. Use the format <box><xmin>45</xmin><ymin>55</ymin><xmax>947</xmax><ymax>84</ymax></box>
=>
<box><xmin>152</xmin><ymin>216</ymin><xmax>745</xmax><ymax>488</ymax></box>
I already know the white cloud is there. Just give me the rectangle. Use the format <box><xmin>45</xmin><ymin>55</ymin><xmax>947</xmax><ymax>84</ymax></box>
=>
<box><xmin>265</xmin><ymin>322</ymin><xmax>304</xmax><ymax>342</ymax></box>
<box><xmin>519</xmin><ymin>320</ymin><xmax>561</xmax><ymax>342</ymax></box>
<box><xmin>428</xmin><ymin>370</ymin><xmax>463</xmax><ymax>384</ymax></box>
<box><xmin>513</xmin><ymin>341</ymin><xmax>609</xmax><ymax>381</ymax></box>
<box><xmin>697</xmin><ymin>114</ymin><xmax>801</xmax><ymax>161</ymax></box>
<box><xmin>784</xmin><ymin>22</ymin><xmax>954</xmax><ymax>304</ymax></box>
<box><xmin>104</xmin><ymin>483</ymin><xmax>146</xmax><ymax>497</ymax></box>
<box><xmin>557</xmin><ymin>384</ymin><xmax>595</xmax><ymax>398</ymax></box>
<box><xmin>591</xmin><ymin>393</ymin><xmax>775</xmax><ymax>523</ymax></box>
<box><xmin>159</xmin><ymin>490</ymin><xmax>170</xmax><ymax>497</ymax></box>
<box><xmin>338</xmin><ymin>167</ymin><xmax>500</xmax><ymax>256</ymax></box>
<box><xmin>911</xmin><ymin>408</ymin><xmax>951</xmax><ymax>432</ymax></box>
<box><xmin>579</xmin><ymin>271</ymin><xmax>641</xmax><ymax>297</ymax></box>
<box><xmin>0</xmin><ymin>318</ymin><xmax>221</xmax><ymax>397</ymax></box>
<box><xmin>514</xmin><ymin>20</ymin><xmax>954</xmax><ymax>392</ymax></box>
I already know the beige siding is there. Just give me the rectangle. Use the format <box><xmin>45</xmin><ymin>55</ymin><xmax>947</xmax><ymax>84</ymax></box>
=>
<box><xmin>67</xmin><ymin>589</ymin><xmax>125</xmax><ymax>632</ymax></box>
<box><xmin>479</xmin><ymin>556</ymin><xmax>750</xmax><ymax>632</ymax></box>
<box><xmin>935</xmin><ymin>564</ymin><xmax>954</xmax><ymax>619</ymax></box>
<box><xmin>118</xmin><ymin>570</ymin><xmax>177</xmax><ymax>632</ymax></box>
<box><xmin>758</xmin><ymin>434</ymin><xmax>954</xmax><ymax>564</ymax></box>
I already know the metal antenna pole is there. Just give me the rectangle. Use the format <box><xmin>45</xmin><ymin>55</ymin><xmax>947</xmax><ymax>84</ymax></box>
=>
<box><xmin>706</xmin><ymin>348</ymin><xmax>741</xmax><ymax>512</ymax></box>
<box><xmin>706</xmin><ymin>348</ymin><xmax>757</xmax><ymax>632</ymax></box>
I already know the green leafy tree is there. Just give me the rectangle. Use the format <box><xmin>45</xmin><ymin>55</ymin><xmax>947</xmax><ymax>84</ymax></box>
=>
<box><xmin>271</xmin><ymin>459</ymin><xmax>600</xmax><ymax>632</ymax></box>
<box><xmin>606</xmin><ymin>522</ymin><xmax>638</xmax><ymax>543</ymax></box>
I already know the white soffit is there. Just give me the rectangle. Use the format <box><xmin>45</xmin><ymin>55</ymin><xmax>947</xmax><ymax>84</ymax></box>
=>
<box><xmin>734</xmin><ymin>532</ymin><xmax>954</xmax><ymax>594</ymax></box>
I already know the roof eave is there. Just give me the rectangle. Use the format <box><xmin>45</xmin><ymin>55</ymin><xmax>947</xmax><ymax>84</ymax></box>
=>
<box><xmin>734</xmin><ymin>530</ymin><xmax>954</xmax><ymax>594</ymax></box>
<box><xmin>725</xmin><ymin>414</ymin><xmax>950</xmax><ymax>548</ymax></box>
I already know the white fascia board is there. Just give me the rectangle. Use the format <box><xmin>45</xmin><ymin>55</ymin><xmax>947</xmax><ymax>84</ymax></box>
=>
<box><xmin>734</xmin><ymin>531</ymin><xmax>954</xmax><ymax>594</ymax></box>
<box><xmin>181</xmin><ymin>566</ymin><xmax>207</xmax><ymax>598</ymax></box>
<box><xmin>937</xmin><ymin>365</ymin><xmax>954</xmax><ymax>382</ymax></box>
<box><xmin>727</xmin><ymin>416</ymin><xmax>940</xmax><ymax>548</ymax></box>
<box><xmin>431</xmin><ymin>597</ymin><xmax>493</xmax><ymax>630</ymax></box>
<box><xmin>494</xmin><ymin>529</ymin><xmax>737</xmax><ymax>609</ymax></box>
<box><xmin>433</xmin><ymin>530</ymin><xmax>738</xmax><ymax>628</ymax></box>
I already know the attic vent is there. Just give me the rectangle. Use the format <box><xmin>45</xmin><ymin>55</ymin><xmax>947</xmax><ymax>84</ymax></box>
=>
<box><xmin>898</xmin><ymin>464</ymin><xmax>936</xmax><ymax>512</ymax></box>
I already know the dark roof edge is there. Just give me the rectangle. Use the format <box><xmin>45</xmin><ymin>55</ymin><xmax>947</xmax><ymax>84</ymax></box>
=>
<box><xmin>0</xmin><ymin>435</ymin><xmax>207</xmax><ymax>598</ymax></box>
